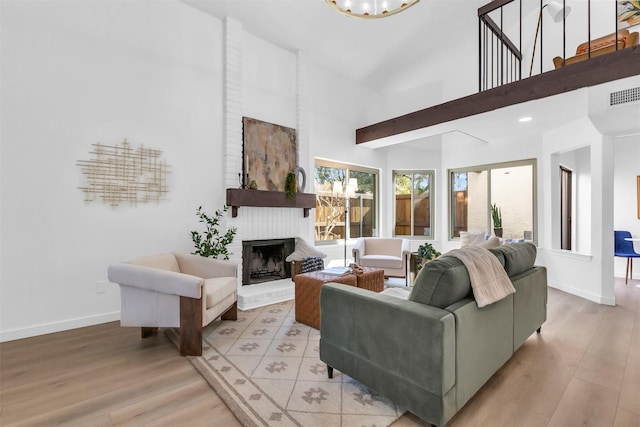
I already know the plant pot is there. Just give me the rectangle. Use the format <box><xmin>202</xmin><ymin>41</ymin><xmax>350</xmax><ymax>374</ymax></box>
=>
<box><xmin>494</xmin><ymin>227</ymin><xmax>503</xmax><ymax>238</ymax></box>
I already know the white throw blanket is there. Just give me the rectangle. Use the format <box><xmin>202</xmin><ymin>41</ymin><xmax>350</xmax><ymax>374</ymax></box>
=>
<box><xmin>447</xmin><ymin>246</ymin><xmax>515</xmax><ymax>308</ymax></box>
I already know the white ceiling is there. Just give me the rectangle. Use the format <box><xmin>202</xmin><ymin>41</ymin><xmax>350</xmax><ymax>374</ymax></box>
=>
<box><xmin>181</xmin><ymin>0</ymin><xmax>487</xmax><ymax>95</ymax></box>
<box><xmin>181</xmin><ymin>0</ymin><xmax>640</xmax><ymax>146</ymax></box>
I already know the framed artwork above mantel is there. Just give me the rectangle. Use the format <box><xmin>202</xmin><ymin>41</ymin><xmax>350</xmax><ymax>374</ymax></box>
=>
<box><xmin>243</xmin><ymin>117</ymin><xmax>297</xmax><ymax>191</ymax></box>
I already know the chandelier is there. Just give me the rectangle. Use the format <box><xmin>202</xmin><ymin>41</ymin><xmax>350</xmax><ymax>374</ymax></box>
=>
<box><xmin>326</xmin><ymin>0</ymin><xmax>420</xmax><ymax>19</ymax></box>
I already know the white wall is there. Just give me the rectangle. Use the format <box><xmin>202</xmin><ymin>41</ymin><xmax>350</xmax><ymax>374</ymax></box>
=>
<box><xmin>306</xmin><ymin>59</ymin><xmax>388</xmax><ymax>261</ymax></box>
<box><xmin>0</xmin><ymin>0</ymin><xmax>225</xmax><ymax>341</ymax></box>
<box><xmin>0</xmin><ymin>0</ymin><xmax>393</xmax><ymax>338</ymax></box>
<box><xmin>613</xmin><ymin>134</ymin><xmax>640</xmax><ymax>279</ymax></box>
<box><xmin>539</xmin><ymin>116</ymin><xmax>615</xmax><ymax>305</ymax></box>
<box><xmin>243</xmin><ymin>32</ymin><xmax>297</xmax><ymax>129</ymax></box>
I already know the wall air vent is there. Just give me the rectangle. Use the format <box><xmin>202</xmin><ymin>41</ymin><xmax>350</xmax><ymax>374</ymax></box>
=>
<box><xmin>610</xmin><ymin>87</ymin><xmax>640</xmax><ymax>106</ymax></box>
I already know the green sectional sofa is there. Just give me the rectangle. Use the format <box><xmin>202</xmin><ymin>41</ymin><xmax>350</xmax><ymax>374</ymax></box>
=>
<box><xmin>319</xmin><ymin>242</ymin><xmax>547</xmax><ymax>426</ymax></box>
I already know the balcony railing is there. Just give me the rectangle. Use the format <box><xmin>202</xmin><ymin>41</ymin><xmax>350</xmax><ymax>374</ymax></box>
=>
<box><xmin>478</xmin><ymin>0</ymin><xmax>633</xmax><ymax>92</ymax></box>
<box><xmin>479</xmin><ymin>1</ymin><xmax>522</xmax><ymax>91</ymax></box>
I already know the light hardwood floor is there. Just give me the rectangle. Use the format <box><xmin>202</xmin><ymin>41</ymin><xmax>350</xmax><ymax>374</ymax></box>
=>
<box><xmin>1</xmin><ymin>279</ymin><xmax>639</xmax><ymax>426</ymax></box>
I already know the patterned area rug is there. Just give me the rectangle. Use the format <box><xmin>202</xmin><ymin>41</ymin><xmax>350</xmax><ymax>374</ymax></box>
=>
<box><xmin>166</xmin><ymin>300</ymin><xmax>405</xmax><ymax>427</ymax></box>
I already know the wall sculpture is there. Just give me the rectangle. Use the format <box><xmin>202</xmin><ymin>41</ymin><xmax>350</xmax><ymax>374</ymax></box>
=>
<box><xmin>77</xmin><ymin>139</ymin><xmax>170</xmax><ymax>206</ymax></box>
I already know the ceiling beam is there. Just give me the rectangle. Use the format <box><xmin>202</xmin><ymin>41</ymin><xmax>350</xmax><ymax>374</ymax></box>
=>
<box><xmin>356</xmin><ymin>46</ymin><xmax>640</xmax><ymax>145</ymax></box>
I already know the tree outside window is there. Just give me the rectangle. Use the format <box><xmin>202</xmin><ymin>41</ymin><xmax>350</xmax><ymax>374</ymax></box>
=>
<box><xmin>314</xmin><ymin>160</ymin><xmax>378</xmax><ymax>243</ymax></box>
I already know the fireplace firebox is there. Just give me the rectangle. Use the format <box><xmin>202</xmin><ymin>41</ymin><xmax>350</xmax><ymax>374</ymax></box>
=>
<box><xmin>242</xmin><ymin>238</ymin><xmax>295</xmax><ymax>285</ymax></box>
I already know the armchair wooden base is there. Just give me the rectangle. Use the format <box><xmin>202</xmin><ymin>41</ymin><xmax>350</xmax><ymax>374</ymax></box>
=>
<box><xmin>178</xmin><ymin>298</ymin><xmax>239</xmax><ymax>356</ymax></box>
<box><xmin>180</xmin><ymin>296</ymin><xmax>203</xmax><ymax>356</ymax></box>
<box><xmin>137</xmin><ymin>300</ymin><xmax>239</xmax><ymax>357</ymax></box>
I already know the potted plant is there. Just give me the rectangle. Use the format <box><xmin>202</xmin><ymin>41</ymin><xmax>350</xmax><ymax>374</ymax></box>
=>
<box><xmin>491</xmin><ymin>203</ymin><xmax>503</xmax><ymax>238</ymax></box>
<box><xmin>416</xmin><ymin>242</ymin><xmax>442</xmax><ymax>271</ymax></box>
<box><xmin>285</xmin><ymin>171</ymin><xmax>297</xmax><ymax>205</ymax></box>
<box><xmin>191</xmin><ymin>205</ymin><xmax>237</xmax><ymax>260</ymax></box>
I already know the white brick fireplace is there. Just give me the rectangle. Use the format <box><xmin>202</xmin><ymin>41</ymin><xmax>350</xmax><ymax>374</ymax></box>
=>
<box><xmin>222</xmin><ymin>18</ymin><xmax>312</xmax><ymax>310</ymax></box>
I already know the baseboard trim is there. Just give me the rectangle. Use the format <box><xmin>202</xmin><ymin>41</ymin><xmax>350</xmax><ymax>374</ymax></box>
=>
<box><xmin>0</xmin><ymin>311</ymin><xmax>120</xmax><ymax>343</ymax></box>
<box><xmin>548</xmin><ymin>282</ymin><xmax>616</xmax><ymax>306</ymax></box>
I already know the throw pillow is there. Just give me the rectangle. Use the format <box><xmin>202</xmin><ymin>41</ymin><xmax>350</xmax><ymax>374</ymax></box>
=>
<box><xmin>285</xmin><ymin>237</ymin><xmax>326</xmax><ymax>262</ymax></box>
<box><xmin>460</xmin><ymin>231</ymin><xmax>487</xmax><ymax>247</ymax></box>
<box><xmin>477</xmin><ymin>236</ymin><xmax>500</xmax><ymax>249</ymax></box>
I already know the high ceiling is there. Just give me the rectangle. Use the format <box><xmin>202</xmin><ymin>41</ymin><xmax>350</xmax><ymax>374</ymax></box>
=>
<box><xmin>180</xmin><ymin>1</ymin><xmax>640</xmax><ymax>145</ymax></box>
<box><xmin>181</xmin><ymin>0</ymin><xmax>486</xmax><ymax>95</ymax></box>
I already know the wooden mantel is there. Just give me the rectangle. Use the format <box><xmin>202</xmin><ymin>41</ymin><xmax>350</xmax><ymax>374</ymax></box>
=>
<box><xmin>226</xmin><ymin>188</ymin><xmax>316</xmax><ymax>218</ymax></box>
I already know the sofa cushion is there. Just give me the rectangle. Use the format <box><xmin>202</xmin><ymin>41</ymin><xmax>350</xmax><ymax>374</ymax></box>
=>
<box><xmin>204</xmin><ymin>276</ymin><xmax>237</xmax><ymax>309</ymax></box>
<box><xmin>359</xmin><ymin>254</ymin><xmax>403</xmax><ymax>270</ymax></box>
<box><xmin>128</xmin><ymin>253</ymin><xmax>180</xmax><ymax>273</ymax></box>
<box><xmin>575</xmin><ymin>29</ymin><xmax>629</xmax><ymax>55</ymax></box>
<box><xmin>408</xmin><ymin>256</ymin><xmax>472</xmax><ymax>309</ymax></box>
<box><xmin>489</xmin><ymin>242</ymin><xmax>537</xmax><ymax>277</ymax></box>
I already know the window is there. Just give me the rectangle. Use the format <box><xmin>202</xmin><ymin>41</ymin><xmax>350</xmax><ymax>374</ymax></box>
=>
<box><xmin>393</xmin><ymin>170</ymin><xmax>435</xmax><ymax>238</ymax></box>
<box><xmin>314</xmin><ymin>160</ymin><xmax>378</xmax><ymax>243</ymax></box>
<box><xmin>560</xmin><ymin>166</ymin><xmax>572</xmax><ymax>250</ymax></box>
<box><xmin>450</xmin><ymin>159</ymin><xmax>536</xmax><ymax>241</ymax></box>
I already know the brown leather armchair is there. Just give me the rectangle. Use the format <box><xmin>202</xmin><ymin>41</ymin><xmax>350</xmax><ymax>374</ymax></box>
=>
<box><xmin>553</xmin><ymin>29</ymin><xmax>639</xmax><ymax>69</ymax></box>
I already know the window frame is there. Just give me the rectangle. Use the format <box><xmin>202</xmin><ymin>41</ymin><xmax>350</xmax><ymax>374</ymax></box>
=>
<box><xmin>314</xmin><ymin>159</ymin><xmax>379</xmax><ymax>245</ymax></box>
<box><xmin>392</xmin><ymin>169</ymin><xmax>436</xmax><ymax>240</ymax></box>
<box><xmin>448</xmin><ymin>158</ymin><xmax>537</xmax><ymax>242</ymax></box>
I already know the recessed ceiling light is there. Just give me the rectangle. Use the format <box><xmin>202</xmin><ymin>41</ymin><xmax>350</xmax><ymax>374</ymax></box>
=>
<box><xmin>519</xmin><ymin>116</ymin><xmax>533</xmax><ymax>123</ymax></box>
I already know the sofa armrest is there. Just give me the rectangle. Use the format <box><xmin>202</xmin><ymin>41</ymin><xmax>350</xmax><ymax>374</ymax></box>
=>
<box><xmin>320</xmin><ymin>283</ymin><xmax>455</xmax><ymax>396</ymax></box>
<box><xmin>173</xmin><ymin>253</ymin><xmax>237</xmax><ymax>279</ymax></box>
<box><xmin>401</xmin><ymin>238</ymin><xmax>411</xmax><ymax>260</ymax></box>
<box><xmin>352</xmin><ymin>238</ymin><xmax>365</xmax><ymax>262</ymax></box>
<box><xmin>108</xmin><ymin>263</ymin><xmax>203</xmax><ymax>299</ymax></box>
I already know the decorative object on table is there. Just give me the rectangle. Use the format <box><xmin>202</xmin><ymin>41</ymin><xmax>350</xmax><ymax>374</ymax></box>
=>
<box><xmin>249</xmin><ymin>180</ymin><xmax>258</xmax><ymax>190</ymax></box>
<box><xmin>349</xmin><ymin>262</ymin><xmax>364</xmax><ymax>274</ymax></box>
<box><xmin>243</xmin><ymin>117</ymin><xmax>296</xmax><ymax>192</ymax></box>
<box><xmin>77</xmin><ymin>139</ymin><xmax>170</xmax><ymax>207</ymax></box>
<box><xmin>618</xmin><ymin>0</ymin><xmax>640</xmax><ymax>29</ymax></box>
<box><xmin>416</xmin><ymin>242</ymin><xmax>441</xmax><ymax>271</ymax></box>
<box><xmin>491</xmin><ymin>203</ymin><xmax>503</xmax><ymax>238</ymax></box>
<box><xmin>191</xmin><ymin>206</ymin><xmax>237</xmax><ymax>260</ymax></box>
<box><xmin>285</xmin><ymin>171</ymin><xmax>297</xmax><ymax>205</ymax></box>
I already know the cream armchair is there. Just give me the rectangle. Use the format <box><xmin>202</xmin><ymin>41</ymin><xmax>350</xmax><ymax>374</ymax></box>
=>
<box><xmin>107</xmin><ymin>253</ymin><xmax>238</xmax><ymax>356</ymax></box>
<box><xmin>352</xmin><ymin>238</ymin><xmax>411</xmax><ymax>285</ymax></box>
